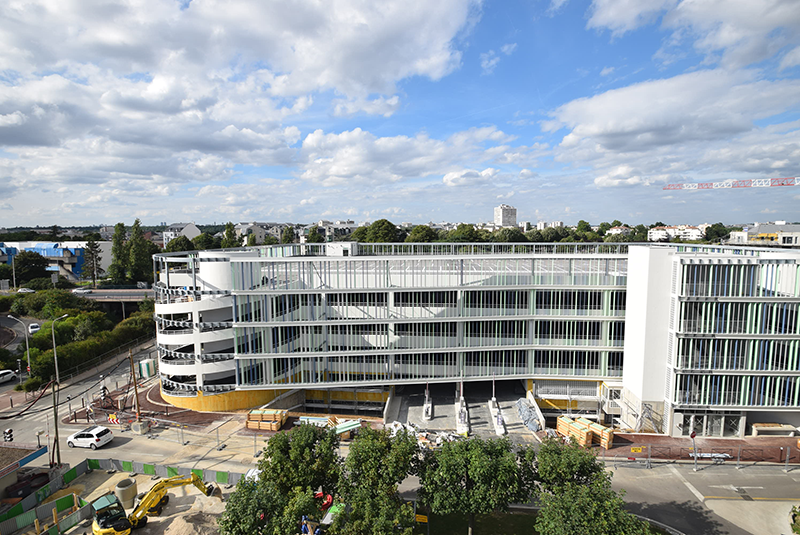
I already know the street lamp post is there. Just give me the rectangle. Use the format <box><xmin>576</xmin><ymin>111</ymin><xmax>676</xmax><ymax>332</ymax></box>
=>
<box><xmin>6</xmin><ymin>315</ymin><xmax>31</xmax><ymax>379</ymax></box>
<box><xmin>52</xmin><ymin>314</ymin><xmax>68</xmax><ymax>384</ymax></box>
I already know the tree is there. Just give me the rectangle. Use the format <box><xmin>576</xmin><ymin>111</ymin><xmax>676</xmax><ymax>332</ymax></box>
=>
<box><xmin>525</xmin><ymin>229</ymin><xmax>544</xmax><ymax>243</ymax></box>
<box><xmin>494</xmin><ymin>227</ymin><xmax>528</xmax><ymax>243</ymax></box>
<box><xmin>610</xmin><ymin>220</ymin><xmax>623</xmax><ymax>228</ymax></box>
<box><xmin>406</xmin><ymin>225</ymin><xmax>438</xmax><ymax>243</ymax></box>
<box><xmin>108</xmin><ymin>223</ymin><xmax>128</xmax><ymax>284</ymax></box>
<box><xmin>651</xmin><ymin>221</ymin><xmax>666</xmax><ymax>228</ymax></box>
<box><xmin>262</xmin><ymin>235</ymin><xmax>279</xmax><ymax>245</ymax></box>
<box><xmin>246</xmin><ymin>234</ymin><xmax>257</xmax><ymax>246</ymax></box>
<box><xmin>128</xmin><ymin>219</ymin><xmax>152</xmax><ymax>283</ymax></box>
<box><xmin>218</xmin><ymin>478</ymin><xmax>317</xmax><ymax>535</ymax></box>
<box><xmin>632</xmin><ymin>224</ymin><xmax>648</xmax><ymax>242</ymax></box>
<box><xmin>0</xmin><ymin>263</ymin><xmax>11</xmax><ymax>282</ymax></box>
<box><xmin>306</xmin><ymin>227</ymin><xmax>325</xmax><ymax>243</ymax></box>
<box><xmin>281</xmin><ymin>226</ymin><xmax>295</xmax><ymax>244</ymax></box>
<box><xmin>260</xmin><ymin>424</ymin><xmax>341</xmax><ymax>496</ymax></box>
<box><xmin>534</xmin><ymin>439</ymin><xmax>652</xmax><ymax>535</ymax></box>
<box><xmin>597</xmin><ymin>222</ymin><xmax>611</xmax><ymax>236</ymax></box>
<box><xmin>350</xmin><ymin>226</ymin><xmax>368</xmax><ymax>242</ymax></box>
<box><xmin>449</xmin><ymin>224</ymin><xmax>479</xmax><ymax>243</ymax></box>
<box><xmin>366</xmin><ymin>219</ymin><xmax>401</xmax><ymax>242</ymax></box>
<box><xmin>192</xmin><ymin>232</ymin><xmax>218</xmax><ymax>250</ymax></box>
<box><xmin>221</xmin><ymin>222</ymin><xmax>243</xmax><ymax>248</ymax></box>
<box><xmin>12</xmin><ymin>251</ymin><xmax>49</xmax><ymax>285</ymax></box>
<box><xmin>333</xmin><ymin>428</ymin><xmax>418</xmax><ymax>535</ymax></box>
<box><xmin>165</xmin><ymin>235</ymin><xmax>196</xmax><ymax>253</ymax></box>
<box><xmin>536</xmin><ymin>477</ymin><xmax>652</xmax><ymax>535</ymax></box>
<box><xmin>576</xmin><ymin>220</ymin><xmax>592</xmax><ymax>233</ymax></box>
<box><xmin>535</xmin><ymin>439</ymin><xmax>605</xmax><ymax>492</ymax></box>
<box><xmin>48</xmin><ymin>225</ymin><xmax>61</xmax><ymax>240</ymax></box>
<box><xmin>419</xmin><ymin>438</ymin><xmax>528</xmax><ymax>535</ymax></box>
<box><xmin>83</xmin><ymin>237</ymin><xmax>104</xmax><ymax>288</ymax></box>
<box><xmin>705</xmin><ymin>222</ymin><xmax>731</xmax><ymax>242</ymax></box>
<box><xmin>541</xmin><ymin>227</ymin><xmax>559</xmax><ymax>242</ymax></box>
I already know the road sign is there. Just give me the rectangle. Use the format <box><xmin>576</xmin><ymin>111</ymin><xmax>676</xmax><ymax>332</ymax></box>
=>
<box><xmin>51</xmin><ymin>273</ymin><xmax>59</xmax><ymax>284</ymax></box>
<box><xmin>108</xmin><ymin>414</ymin><xmax>119</xmax><ymax>425</ymax></box>
<box><xmin>415</xmin><ymin>515</ymin><xmax>428</xmax><ymax>523</ymax></box>
<box><xmin>631</xmin><ymin>447</ymin><xmax>642</xmax><ymax>453</ymax></box>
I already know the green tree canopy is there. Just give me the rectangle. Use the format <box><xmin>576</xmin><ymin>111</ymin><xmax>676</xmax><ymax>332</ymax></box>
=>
<box><xmin>597</xmin><ymin>222</ymin><xmax>611</xmax><ymax>235</ymax></box>
<box><xmin>333</xmin><ymin>428</ymin><xmax>418</xmax><ymax>535</ymax></box>
<box><xmin>263</xmin><ymin>235</ymin><xmax>279</xmax><ymax>245</ymax></box>
<box><xmin>525</xmin><ymin>229</ymin><xmax>544</xmax><ymax>242</ymax></box>
<box><xmin>192</xmin><ymin>232</ymin><xmax>219</xmax><ymax>250</ymax></box>
<box><xmin>611</xmin><ymin>220</ymin><xmax>624</xmax><ymax>228</ymax></box>
<box><xmin>108</xmin><ymin>222</ymin><xmax>128</xmax><ymax>284</ymax></box>
<box><xmin>419</xmin><ymin>438</ymin><xmax>530</xmax><ymax>535</ymax></box>
<box><xmin>218</xmin><ymin>480</ymin><xmax>316</xmax><ymax>535</ymax></box>
<box><xmin>493</xmin><ymin>227</ymin><xmax>528</xmax><ymax>243</ymax></box>
<box><xmin>306</xmin><ymin>227</ymin><xmax>325</xmax><ymax>243</ymax></box>
<box><xmin>281</xmin><ymin>226</ymin><xmax>295</xmax><ymax>244</ymax></box>
<box><xmin>366</xmin><ymin>219</ymin><xmax>402</xmax><ymax>242</ymax></box>
<box><xmin>260</xmin><ymin>424</ymin><xmax>341</xmax><ymax>495</ymax></box>
<box><xmin>13</xmin><ymin>251</ymin><xmax>49</xmax><ymax>285</ymax></box>
<box><xmin>576</xmin><ymin>220</ymin><xmax>592</xmax><ymax>233</ymax></box>
<box><xmin>128</xmin><ymin>218</ymin><xmax>152</xmax><ymax>283</ymax></box>
<box><xmin>221</xmin><ymin>222</ymin><xmax>243</xmax><ymax>248</ymax></box>
<box><xmin>405</xmin><ymin>225</ymin><xmax>438</xmax><ymax>243</ymax></box>
<box><xmin>83</xmin><ymin>237</ymin><xmax>104</xmax><ymax>288</ymax></box>
<box><xmin>165</xmin><ymin>235</ymin><xmax>196</xmax><ymax>253</ymax></box>
<box><xmin>449</xmin><ymin>224</ymin><xmax>479</xmax><ymax>243</ymax></box>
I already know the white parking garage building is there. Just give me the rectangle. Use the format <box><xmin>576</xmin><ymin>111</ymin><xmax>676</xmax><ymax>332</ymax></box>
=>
<box><xmin>152</xmin><ymin>242</ymin><xmax>800</xmax><ymax>438</ymax></box>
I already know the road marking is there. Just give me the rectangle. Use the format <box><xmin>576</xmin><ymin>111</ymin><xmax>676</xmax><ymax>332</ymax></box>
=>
<box><xmin>668</xmin><ymin>464</ymin><xmax>706</xmax><ymax>503</ymax></box>
<box><xmin>705</xmin><ymin>496</ymin><xmax>800</xmax><ymax>501</ymax></box>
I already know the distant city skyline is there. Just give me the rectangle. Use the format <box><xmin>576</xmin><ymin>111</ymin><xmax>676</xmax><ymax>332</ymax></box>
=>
<box><xmin>1</xmin><ymin>1</ymin><xmax>799</xmax><ymax>227</ymax></box>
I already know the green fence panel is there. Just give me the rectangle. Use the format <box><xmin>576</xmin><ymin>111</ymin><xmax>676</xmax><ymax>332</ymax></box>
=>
<box><xmin>192</xmin><ymin>469</ymin><xmax>203</xmax><ymax>479</ymax></box>
<box><xmin>15</xmin><ymin>510</ymin><xmax>36</xmax><ymax>530</ymax></box>
<box><xmin>216</xmin><ymin>471</ymin><xmax>228</xmax><ymax>484</ymax></box>
<box><xmin>143</xmin><ymin>464</ymin><xmax>156</xmax><ymax>476</ymax></box>
<box><xmin>79</xmin><ymin>497</ymin><xmax>88</xmax><ymax>507</ymax></box>
<box><xmin>0</xmin><ymin>502</ymin><xmax>24</xmax><ymax>522</ymax></box>
<box><xmin>62</xmin><ymin>467</ymin><xmax>78</xmax><ymax>485</ymax></box>
<box><xmin>55</xmin><ymin>494</ymin><xmax>75</xmax><ymax>512</ymax></box>
<box><xmin>47</xmin><ymin>524</ymin><xmax>59</xmax><ymax>535</ymax></box>
<box><xmin>122</xmin><ymin>461</ymin><xmax>133</xmax><ymax>472</ymax></box>
<box><xmin>167</xmin><ymin>466</ymin><xmax>179</xmax><ymax>477</ymax></box>
<box><xmin>88</xmin><ymin>459</ymin><xmax>101</xmax><ymax>470</ymax></box>
<box><xmin>36</xmin><ymin>484</ymin><xmax>51</xmax><ymax>503</ymax></box>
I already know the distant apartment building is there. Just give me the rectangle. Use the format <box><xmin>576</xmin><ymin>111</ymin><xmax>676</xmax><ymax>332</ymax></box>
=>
<box><xmin>607</xmin><ymin>226</ymin><xmax>633</xmax><ymax>237</ymax></box>
<box><xmin>235</xmin><ymin>222</ymin><xmax>268</xmax><ymax>244</ymax></box>
<box><xmin>163</xmin><ymin>223</ymin><xmax>201</xmax><ymax>247</ymax></box>
<box><xmin>494</xmin><ymin>205</ymin><xmax>517</xmax><ymax>228</ymax></box>
<box><xmin>535</xmin><ymin>221</ymin><xmax>564</xmax><ymax>231</ymax></box>
<box><xmin>647</xmin><ymin>225</ymin><xmax>704</xmax><ymax>242</ymax></box>
<box><xmin>729</xmin><ymin>223</ymin><xmax>800</xmax><ymax>248</ymax></box>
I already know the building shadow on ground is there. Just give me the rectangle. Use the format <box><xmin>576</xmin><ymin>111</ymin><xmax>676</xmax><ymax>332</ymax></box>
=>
<box><xmin>626</xmin><ymin>500</ymin><xmax>742</xmax><ymax>535</ymax></box>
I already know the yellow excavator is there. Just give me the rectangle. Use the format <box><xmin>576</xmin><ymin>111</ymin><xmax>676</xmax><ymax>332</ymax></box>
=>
<box><xmin>91</xmin><ymin>473</ymin><xmax>219</xmax><ymax>535</ymax></box>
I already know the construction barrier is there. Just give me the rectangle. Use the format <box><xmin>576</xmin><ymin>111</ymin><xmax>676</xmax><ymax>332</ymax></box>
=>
<box><xmin>86</xmin><ymin>458</ymin><xmax>244</xmax><ymax>486</ymax></box>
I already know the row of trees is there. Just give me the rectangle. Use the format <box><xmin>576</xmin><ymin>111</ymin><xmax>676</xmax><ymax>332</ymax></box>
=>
<box><xmin>0</xmin><ymin>290</ymin><xmax>155</xmax><ymax>388</ymax></box>
<box><xmin>345</xmin><ymin>219</ymin><xmax>739</xmax><ymax>245</ymax></box>
<box><xmin>219</xmin><ymin>426</ymin><xmax>652</xmax><ymax>535</ymax></box>
<box><xmin>108</xmin><ymin>219</ymin><xmax>161</xmax><ymax>284</ymax></box>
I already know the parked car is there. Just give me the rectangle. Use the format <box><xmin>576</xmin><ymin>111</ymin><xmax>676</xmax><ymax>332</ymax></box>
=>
<box><xmin>72</xmin><ymin>288</ymin><xmax>92</xmax><ymax>294</ymax></box>
<box><xmin>28</xmin><ymin>323</ymin><xmax>40</xmax><ymax>334</ymax></box>
<box><xmin>66</xmin><ymin>426</ymin><xmax>114</xmax><ymax>450</ymax></box>
<box><xmin>0</xmin><ymin>370</ymin><xmax>17</xmax><ymax>384</ymax></box>
<box><xmin>17</xmin><ymin>288</ymin><xmax>35</xmax><ymax>294</ymax></box>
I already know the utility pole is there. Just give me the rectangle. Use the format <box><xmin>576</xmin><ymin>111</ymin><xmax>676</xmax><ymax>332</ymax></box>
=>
<box><xmin>51</xmin><ymin>378</ymin><xmax>61</xmax><ymax>467</ymax></box>
<box><xmin>128</xmin><ymin>350</ymin><xmax>141</xmax><ymax>422</ymax></box>
<box><xmin>11</xmin><ymin>255</ymin><xmax>15</xmax><ymax>288</ymax></box>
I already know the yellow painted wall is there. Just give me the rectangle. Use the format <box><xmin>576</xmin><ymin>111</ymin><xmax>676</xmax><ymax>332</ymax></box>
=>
<box><xmin>162</xmin><ymin>387</ymin><xmax>287</xmax><ymax>412</ymax></box>
<box><xmin>538</xmin><ymin>398</ymin><xmax>579</xmax><ymax>410</ymax></box>
<box><xmin>305</xmin><ymin>389</ymin><xmax>390</xmax><ymax>402</ymax></box>
<box><xmin>162</xmin><ymin>386</ymin><xmax>390</xmax><ymax>411</ymax></box>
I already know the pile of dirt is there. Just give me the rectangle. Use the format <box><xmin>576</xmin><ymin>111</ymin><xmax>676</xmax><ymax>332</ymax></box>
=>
<box><xmin>163</xmin><ymin>513</ymin><xmax>219</xmax><ymax>535</ymax></box>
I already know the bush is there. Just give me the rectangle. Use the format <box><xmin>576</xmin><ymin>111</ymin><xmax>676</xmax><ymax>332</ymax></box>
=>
<box><xmin>0</xmin><ymin>295</ymin><xmax>14</xmax><ymax>313</ymax></box>
<box><xmin>23</xmin><ymin>376</ymin><xmax>43</xmax><ymax>392</ymax></box>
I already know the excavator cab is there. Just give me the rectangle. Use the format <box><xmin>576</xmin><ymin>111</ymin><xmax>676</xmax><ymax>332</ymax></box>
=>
<box><xmin>91</xmin><ymin>495</ymin><xmax>132</xmax><ymax>535</ymax></box>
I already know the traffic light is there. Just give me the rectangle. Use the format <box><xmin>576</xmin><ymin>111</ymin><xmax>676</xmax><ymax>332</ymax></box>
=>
<box><xmin>3</xmin><ymin>429</ymin><xmax>12</xmax><ymax>442</ymax></box>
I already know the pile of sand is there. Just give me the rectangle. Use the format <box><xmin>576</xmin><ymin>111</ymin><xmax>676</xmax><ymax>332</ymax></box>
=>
<box><xmin>163</xmin><ymin>513</ymin><xmax>219</xmax><ymax>535</ymax></box>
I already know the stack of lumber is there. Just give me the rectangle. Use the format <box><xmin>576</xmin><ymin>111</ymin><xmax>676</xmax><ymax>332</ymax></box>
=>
<box><xmin>246</xmin><ymin>409</ymin><xmax>287</xmax><ymax>431</ymax></box>
<box><xmin>556</xmin><ymin>416</ymin><xmax>614</xmax><ymax>449</ymax></box>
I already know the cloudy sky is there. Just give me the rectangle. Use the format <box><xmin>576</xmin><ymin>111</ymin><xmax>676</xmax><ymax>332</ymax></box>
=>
<box><xmin>1</xmin><ymin>0</ymin><xmax>799</xmax><ymax>228</ymax></box>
